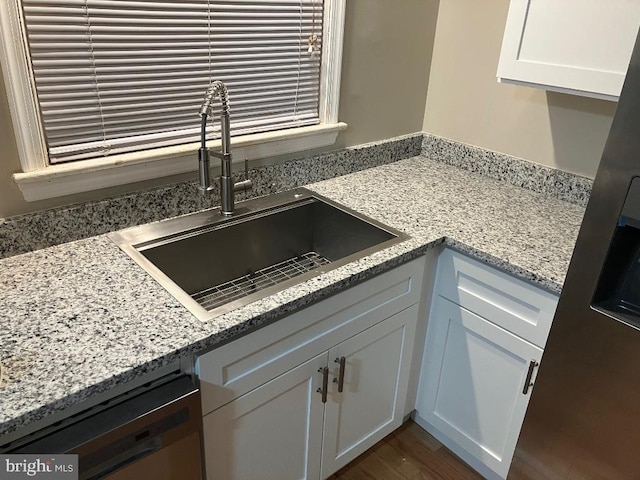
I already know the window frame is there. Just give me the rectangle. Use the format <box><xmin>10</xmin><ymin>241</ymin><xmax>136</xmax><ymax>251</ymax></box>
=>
<box><xmin>0</xmin><ymin>0</ymin><xmax>347</xmax><ymax>201</ymax></box>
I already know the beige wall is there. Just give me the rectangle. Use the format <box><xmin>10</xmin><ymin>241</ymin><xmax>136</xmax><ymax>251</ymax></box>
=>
<box><xmin>0</xmin><ymin>0</ymin><xmax>437</xmax><ymax>219</ymax></box>
<box><xmin>423</xmin><ymin>0</ymin><xmax>617</xmax><ymax>179</ymax></box>
<box><xmin>0</xmin><ymin>0</ymin><xmax>622</xmax><ymax>218</ymax></box>
<box><xmin>335</xmin><ymin>0</ymin><xmax>438</xmax><ymax>149</ymax></box>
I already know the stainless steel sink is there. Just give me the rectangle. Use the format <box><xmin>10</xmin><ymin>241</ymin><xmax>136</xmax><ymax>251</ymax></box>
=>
<box><xmin>108</xmin><ymin>188</ymin><xmax>408</xmax><ymax>321</ymax></box>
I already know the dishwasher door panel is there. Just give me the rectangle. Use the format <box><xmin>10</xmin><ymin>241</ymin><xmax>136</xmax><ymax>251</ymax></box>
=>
<box><xmin>106</xmin><ymin>431</ymin><xmax>202</xmax><ymax>480</ymax></box>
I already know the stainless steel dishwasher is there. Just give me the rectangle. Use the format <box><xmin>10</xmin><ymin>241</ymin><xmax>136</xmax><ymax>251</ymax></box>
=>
<box><xmin>4</xmin><ymin>375</ymin><xmax>204</xmax><ymax>480</ymax></box>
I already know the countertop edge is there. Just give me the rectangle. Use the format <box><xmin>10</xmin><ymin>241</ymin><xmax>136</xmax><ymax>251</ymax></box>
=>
<box><xmin>443</xmin><ymin>238</ymin><xmax>564</xmax><ymax>294</ymax></box>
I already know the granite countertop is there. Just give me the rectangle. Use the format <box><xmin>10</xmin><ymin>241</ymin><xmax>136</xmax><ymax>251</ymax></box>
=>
<box><xmin>0</xmin><ymin>155</ymin><xmax>586</xmax><ymax>440</ymax></box>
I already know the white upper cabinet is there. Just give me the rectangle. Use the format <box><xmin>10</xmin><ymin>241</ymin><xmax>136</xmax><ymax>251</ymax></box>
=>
<box><xmin>497</xmin><ymin>0</ymin><xmax>640</xmax><ymax>101</ymax></box>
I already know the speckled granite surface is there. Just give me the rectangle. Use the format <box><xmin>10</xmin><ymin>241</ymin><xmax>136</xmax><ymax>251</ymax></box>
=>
<box><xmin>0</xmin><ymin>155</ymin><xmax>585</xmax><ymax>441</ymax></box>
<box><xmin>0</xmin><ymin>134</ymin><xmax>422</xmax><ymax>260</ymax></box>
<box><xmin>422</xmin><ymin>133</ymin><xmax>594</xmax><ymax>207</ymax></box>
<box><xmin>308</xmin><ymin>156</ymin><xmax>585</xmax><ymax>292</ymax></box>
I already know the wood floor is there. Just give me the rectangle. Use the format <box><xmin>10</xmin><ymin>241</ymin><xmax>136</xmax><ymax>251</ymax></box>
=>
<box><xmin>328</xmin><ymin>421</ymin><xmax>483</xmax><ymax>480</ymax></box>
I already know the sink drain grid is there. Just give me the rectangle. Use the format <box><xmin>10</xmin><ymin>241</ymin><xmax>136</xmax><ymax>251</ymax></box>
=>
<box><xmin>192</xmin><ymin>251</ymin><xmax>331</xmax><ymax>311</ymax></box>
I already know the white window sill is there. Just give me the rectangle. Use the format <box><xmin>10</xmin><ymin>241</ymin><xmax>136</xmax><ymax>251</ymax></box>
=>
<box><xmin>13</xmin><ymin>122</ymin><xmax>347</xmax><ymax>202</ymax></box>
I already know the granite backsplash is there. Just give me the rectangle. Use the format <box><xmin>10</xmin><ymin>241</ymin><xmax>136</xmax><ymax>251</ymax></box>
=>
<box><xmin>0</xmin><ymin>132</ymin><xmax>593</xmax><ymax>259</ymax></box>
<box><xmin>0</xmin><ymin>134</ymin><xmax>422</xmax><ymax>259</ymax></box>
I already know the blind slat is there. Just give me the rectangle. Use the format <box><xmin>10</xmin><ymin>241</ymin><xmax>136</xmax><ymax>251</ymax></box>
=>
<box><xmin>39</xmin><ymin>83</ymin><xmax>319</xmax><ymax>105</ymax></box>
<box><xmin>34</xmin><ymin>66</ymin><xmax>319</xmax><ymax>82</ymax></box>
<box><xmin>31</xmin><ymin>43</ymin><xmax>316</xmax><ymax>53</ymax></box>
<box><xmin>37</xmin><ymin>79</ymin><xmax>320</xmax><ymax>99</ymax></box>
<box><xmin>42</xmin><ymin>95</ymin><xmax>320</xmax><ymax>119</ymax></box>
<box><xmin>31</xmin><ymin>51</ymin><xmax>316</xmax><ymax>67</ymax></box>
<box><xmin>28</xmin><ymin>33</ymin><xmax>319</xmax><ymax>41</ymax></box>
<box><xmin>34</xmin><ymin>73</ymin><xmax>320</xmax><ymax>92</ymax></box>
<box><xmin>22</xmin><ymin>0</ymin><xmax>324</xmax><ymax>163</ymax></box>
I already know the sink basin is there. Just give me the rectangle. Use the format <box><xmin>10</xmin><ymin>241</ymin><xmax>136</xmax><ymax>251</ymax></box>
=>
<box><xmin>108</xmin><ymin>188</ymin><xmax>408</xmax><ymax>320</ymax></box>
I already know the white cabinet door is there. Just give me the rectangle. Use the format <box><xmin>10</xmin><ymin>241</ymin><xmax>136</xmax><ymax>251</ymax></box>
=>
<box><xmin>497</xmin><ymin>0</ymin><xmax>640</xmax><ymax>101</ymax></box>
<box><xmin>320</xmin><ymin>304</ymin><xmax>418</xmax><ymax>478</ymax></box>
<box><xmin>202</xmin><ymin>353</ymin><xmax>327</xmax><ymax>480</ymax></box>
<box><xmin>415</xmin><ymin>297</ymin><xmax>542</xmax><ymax>479</ymax></box>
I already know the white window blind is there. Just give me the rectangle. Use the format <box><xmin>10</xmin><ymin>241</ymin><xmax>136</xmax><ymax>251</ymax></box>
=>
<box><xmin>20</xmin><ymin>0</ymin><xmax>324</xmax><ymax>164</ymax></box>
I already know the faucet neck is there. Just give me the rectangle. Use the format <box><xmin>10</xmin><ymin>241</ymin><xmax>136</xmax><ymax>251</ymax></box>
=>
<box><xmin>198</xmin><ymin>81</ymin><xmax>252</xmax><ymax>214</ymax></box>
<box><xmin>200</xmin><ymin>80</ymin><xmax>230</xmax><ymax>117</ymax></box>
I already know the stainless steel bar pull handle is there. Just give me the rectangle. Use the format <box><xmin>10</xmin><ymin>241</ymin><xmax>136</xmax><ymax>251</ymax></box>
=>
<box><xmin>523</xmin><ymin>360</ymin><xmax>539</xmax><ymax>395</ymax></box>
<box><xmin>317</xmin><ymin>367</ymin><xmax>329</xmax><ymax>403</ymax></box>
<box><xmin>333</xmin><ymin>357</ymin><xmax>346</xmax><ymax>393</ymax></box>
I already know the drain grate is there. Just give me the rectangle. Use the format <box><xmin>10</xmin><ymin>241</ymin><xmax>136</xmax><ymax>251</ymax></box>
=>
<box><xmin>192</xmin><ymin>251</ymin><xmax>331</xmax><ymax>311</ymax></box>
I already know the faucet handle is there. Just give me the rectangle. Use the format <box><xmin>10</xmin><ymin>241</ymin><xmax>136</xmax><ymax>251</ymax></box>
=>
<box><xmin>233</xmin><ymin>159</ymin><xmax>253</xmax><ymax>194</ymax></box>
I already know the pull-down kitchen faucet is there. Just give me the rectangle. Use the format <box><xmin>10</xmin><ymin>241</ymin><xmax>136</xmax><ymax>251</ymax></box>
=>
<box><xmin>198</xmin><ymin>81</ymin><xmax>252</xmax><ymax>215</ymax></box>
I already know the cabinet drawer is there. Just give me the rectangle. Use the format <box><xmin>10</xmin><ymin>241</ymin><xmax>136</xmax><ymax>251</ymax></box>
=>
<box><xmin>197</xmin><ymin>257</ymin><xmax>425</xmax><ymax>416</ymax></box>
<box><xmin>436</xmin><ymin>249</ymin><xmax>558</xmax><ymax>348</ymax></box>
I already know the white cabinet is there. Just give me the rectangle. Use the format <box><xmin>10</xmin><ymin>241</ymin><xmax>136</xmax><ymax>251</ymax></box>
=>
<box><xmin>321</xmin><ymin>306</ymin><xmax>417</xmax><ymax>478</ymax></box>
<box><xmin>416</xmin><ymin>297</ymin><xmax>542</xmax><ymax>480</ymax></box>
<box><xmin>497</xmin><ymin>0</ymin><xmax>640</xmax><ymax>101</ymax></box>
<box><xmin>203</xmin><ymin>353</ymin><xmax>326</xmax><ymax>480</ymax></box>
<box><xmin>415</xmin><ymin>249</ymin><xmax>558</xmax><ymax>480</ymax></box>
<box><xmin>197</xmin><ymin>258</ymin><xmax>425</xmax><ymax>480</ymax></box>
<box><xmin>203</xmin><ymin>307</ymin><xmax>418</xmax><ymax>480</ymax></box>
